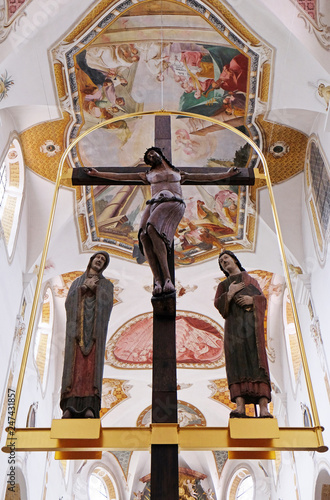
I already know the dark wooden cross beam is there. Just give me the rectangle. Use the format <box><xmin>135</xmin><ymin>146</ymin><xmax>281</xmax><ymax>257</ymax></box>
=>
<box><xmin>71</xmin><ymin>116</ymin><xmax>255</xmax><ymax>500</ymax></box>
<box><xmin>72</xmin><ymin>166</ymin><xmax>254</xmax><ymax>186</ymax></box>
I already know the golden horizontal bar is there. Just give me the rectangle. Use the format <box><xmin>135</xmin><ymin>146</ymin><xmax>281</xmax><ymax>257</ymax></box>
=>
<box><xmin>3</xmin><ymin>426</ymin><xmax>327</xmax><ymax>454</ymax></box>
<box><xmin>179</xmin><ymin>426</ymin><xmax>327</xmax><ymax>452</ymax></box>
<box><xmin>4</xmin><ymin>427</ymin><xmax>151</xmax><ymax>453</ymax></box>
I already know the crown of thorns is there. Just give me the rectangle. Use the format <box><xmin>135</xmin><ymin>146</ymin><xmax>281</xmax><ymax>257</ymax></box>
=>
<box><xmin>143</xmin><ymin>147</ymin><xmax>179</xmax><ymax>171</ymax></box>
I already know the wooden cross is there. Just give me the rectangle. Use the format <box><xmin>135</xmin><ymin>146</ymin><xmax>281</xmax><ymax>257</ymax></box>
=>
<box><xmin>72</xmin><ymin>115</ymin><xmax>255</xmax><ymax>500</ymax></box>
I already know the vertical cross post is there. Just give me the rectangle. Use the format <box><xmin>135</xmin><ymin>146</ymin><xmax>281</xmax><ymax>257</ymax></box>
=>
<box><xmin>150</xmin><ymin>115</ymin><xmax>179</xmax><ymax>500</ymax></box>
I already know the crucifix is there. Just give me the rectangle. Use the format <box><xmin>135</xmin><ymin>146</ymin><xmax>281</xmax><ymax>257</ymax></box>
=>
<box><xmin>72</xmin><ymin>115</ymin><xmax>255</xmax><ymax>500</ymax></box>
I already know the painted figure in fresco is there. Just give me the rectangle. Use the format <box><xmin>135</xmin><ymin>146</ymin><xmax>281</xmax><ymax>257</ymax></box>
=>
<box><xmin>214</xmin><ymin>251</ymin><xmax>272</xmax><ymax>418</ymax></box>
<box><xmin>76</xmin><ymin>49</ymin><xmax>140</xmax><ymax>126</ymax></box>
<box><xmin>86</xmin><ymin>147</ymin><xmax>238</xmax><ymax>296</ymax></box>
<box><xmin>60</xmin><ymin>252</ymin><xmax>113</xmax><ymax>418</ymax></box>
<box><xmin>177</xmin><ymin>46</ymin><xmax>248</xmax><ymax>117</ymax></box>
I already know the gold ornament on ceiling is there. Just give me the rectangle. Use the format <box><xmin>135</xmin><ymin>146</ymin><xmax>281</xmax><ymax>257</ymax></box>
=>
<box><xmin>256</xmin><ymin>115</ymin><xmax>308</xmax><ymax>184</ymax></box>
<box><xmin>209</xmin><ymin>378</ymin><xmax>274</xmax><ymax>417</ymax></box>
<box><xmin>100</xmin><ymin>378</ymin><xmax>132</xmax><ymax>419</ymax></box>
<box><xmin>269</xmin><ymin>141</ymin><xmax>290</xmax><ymax>158</ymax></box>
<box><xmin>0</xmin><ymin>71</ymin><xmax>14</xmax><ymax>101</ymax></box>
<box><xmin>19</xmin><ymin>112</ymin><xmax>71</xmax><ymax>183</ymax></box>
<box><xmin>259</xmin><ymin>63</ymin><xmax>271</xmax><ymax>103</ymax></box>
<box><xmin>40</xmin><ymin>140</ymin><xmax>61</xmax><ymax>158</ymax></box>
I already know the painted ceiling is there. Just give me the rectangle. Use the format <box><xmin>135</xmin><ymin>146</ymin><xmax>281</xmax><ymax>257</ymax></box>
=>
<box><xmin>14</xmin><ymin>0</ymin><xmax>310</xmax><ymax>267</ymax></box>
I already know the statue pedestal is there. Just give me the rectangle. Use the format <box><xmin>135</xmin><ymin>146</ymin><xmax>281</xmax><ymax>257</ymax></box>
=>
<box><xmin>229</xmin><ymin>418</ymin><xmax>279</xmax><ymax>439</ymax></box>
<box><xmin>51</xmin><ymin>419</ymin><xmax>102</xmax><ymax>460</ymax></box>
<box><xmin>228</xmin><ymin>418</ymin><xmax>279</xmax><ymax>460</ymax></box>
<box><xmin>51</xmin><ymin>418</ymin><xmax>101</xmax><ymax>439</ymax></box>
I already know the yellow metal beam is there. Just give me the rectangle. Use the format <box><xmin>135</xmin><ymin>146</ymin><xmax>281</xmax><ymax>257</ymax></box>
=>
<box><xmin>178</xmin><ymin>426</ymin><xmax>327</xmax><ymax>452</ymax></box>
<box><xmin>3</xmin><ymin>425</ymin><xmax>327</xmax><ymax>455</ymax></box>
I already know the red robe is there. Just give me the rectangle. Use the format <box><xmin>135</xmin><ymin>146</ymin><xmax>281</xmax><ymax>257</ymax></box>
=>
<box><xmin>214</xmin><ymin>272</ymin><xmax>271</xmax><ymax>404</ymax></box>
<box><xmin>218</xmin><ymin>54</ymin><xmax>248</xmax><ymax>92</ymax></box>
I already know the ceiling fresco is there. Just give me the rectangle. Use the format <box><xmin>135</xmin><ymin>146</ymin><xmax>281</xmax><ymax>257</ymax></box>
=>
<box><xmin>12</xmin><ymin>0</ymin><xmax>309</xmax><ymax>268</ymax></box>
<box><xmin>50</xmin><ymin>0</ymin><xmax>275</xmax><ymax>265</ymax></box>
<box><xmin>105</xmin><ymin>310</ymin><xmax>225</xmax><ymax>369</ymax></box>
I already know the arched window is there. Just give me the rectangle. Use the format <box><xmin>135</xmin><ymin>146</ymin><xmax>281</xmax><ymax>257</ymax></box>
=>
<box><xmin>34</xmin><ymin>287</ymin><xmax>54</xmax><ymax>394</ymax></box>
<box><xmin>305</xmin><ymin>136</ymin><xmax>330</xmax><ymax>263</ymax></box>
<box><xmin>88</xmin><ymin>466</ymin><xmax>119</xmax><ymax>500</ymax></box>
<box><xmin>4</xmin><ymin>466</ymin><xmax>28</xmax><ymax>500</ymax></box>
<box><xmin>314</xmin><ymin>468</ymin><xmax>330</xmax><ymax>500</ymax></box>
<box><xmin>227</xmin><ymin>467</ymin><xmax>254</xmax><ymax>500</ymax></box>
<box><xmin>0</xmin><ymin>138</ymin><xmax>24</xmax><ymax>259</ymax></box>
<box><xmin>236</xmin><ymin>475</ymin><xmax>254</xmax><ymax>499</ymax></box>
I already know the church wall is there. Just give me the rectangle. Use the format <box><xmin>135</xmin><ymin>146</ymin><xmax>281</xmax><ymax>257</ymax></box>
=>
<box><xmin>258</xmin><ymin>174</ymin><xmax>305</xmax><ymax>266</ymax></box>
<box><xmin>293</xmin><ymin>113</ymin><xmax>330</xmax><ymax>500</ymax></box>
<box><xmin>0</xmin><ymin>212</ymin><xmax>26</xmax><ymax>393</ymax></box>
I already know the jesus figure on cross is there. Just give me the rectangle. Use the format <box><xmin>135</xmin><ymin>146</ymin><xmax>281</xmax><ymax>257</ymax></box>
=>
<box><xmin>86</xmin><ymin>147</ymin><xmax>238</xmax><ymax>296</ymax></box>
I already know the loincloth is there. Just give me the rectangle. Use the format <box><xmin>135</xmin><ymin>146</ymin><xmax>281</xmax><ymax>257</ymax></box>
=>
<box><xmin>138</xmin><ymin>195</ymin><xmax>186</xmax><ymax>254</ymax></box>
<box><xmin>146</xmin><ymin>195</ymin><xmax>185</xmax><ymax>205</ymax></box>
